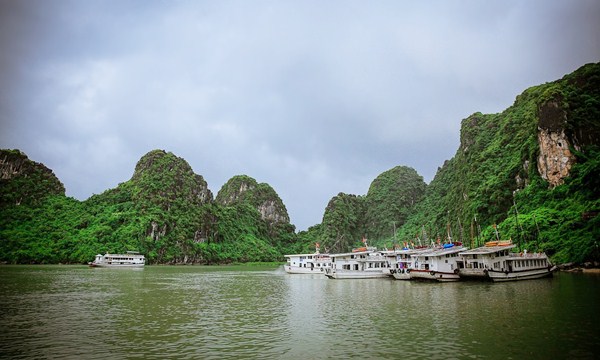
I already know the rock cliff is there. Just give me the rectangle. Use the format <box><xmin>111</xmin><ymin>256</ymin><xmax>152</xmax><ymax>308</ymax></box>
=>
<box><xmin>215</xmin><ymin>175</ymin><xmax>290</xmax><ymax>224</ymax></box>
<box><xmin>0</xmin><ymin>149</ymin><xmax>65</xmax><ymax>206</ymax></box>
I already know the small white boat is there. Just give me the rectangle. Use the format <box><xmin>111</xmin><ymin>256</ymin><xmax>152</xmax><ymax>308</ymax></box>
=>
<box><xmin>487</xmin><ymin>250</ymin><xmax>555</xmax><ymax>282</ymax></box>
<box><xmin>284</xmin><ymin>248</ymin><xmax>331</xmax><ymax>274</ymax></box>
<box><xmin>324</xmin><ymin>243</ymin><xmax>390</xmax><ymax>279</ymax></box>
<box><xmin>459</xmin><ymin>240</ymin><xmax>516</xmax><ymax>279</ymax></box>
<box><xmin>89</xmin><ymin>251</ymin><xmax>145</xmax><ymax>268</ymax></box>
<box><xmin>409</xmin><ymin>243</ymin><xmax>467</xmax><ymax>282</ymax></box>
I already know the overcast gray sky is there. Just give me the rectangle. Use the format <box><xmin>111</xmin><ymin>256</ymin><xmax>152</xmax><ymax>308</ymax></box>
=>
<box><xmin>1</xmin><ymin>0</ymin><xmax>599</xmax><ymax>230</ymax></box>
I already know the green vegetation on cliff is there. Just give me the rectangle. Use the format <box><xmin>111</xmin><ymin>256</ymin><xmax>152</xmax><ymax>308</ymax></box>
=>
<box><xmin>299</xmin><ymin>166</ymin><xmax>426</xmax><ymax>253</ymax></box>
<box><xmin>0</xmin><ymin>150</ymin><xmax>296</xmax><ymax>264</ymax></box>
<box><xmin>397</xmin><ymin>63</ymin><xmax>600</xmax><ymax>264</ymax></box>
<box><xmin>1</xmin><ymin>63</ymin><xmax>598</xmax><ymax>265</ymax></box>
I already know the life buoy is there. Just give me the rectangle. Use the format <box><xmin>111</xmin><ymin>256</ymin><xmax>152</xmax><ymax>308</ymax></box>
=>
<box><xmin>406</xmin><ymin>269</ymin><xmax>410</xmax><ymax>274</ymax></box>
<box><xmin>430</xmin><ymin>271</ymin><xmax>435</xmax><ymax>276</ymax></box>
<box><xmin>454</xmin><ymin>269</ymin><xmax>459</xmax><ymax>274</ymax></box>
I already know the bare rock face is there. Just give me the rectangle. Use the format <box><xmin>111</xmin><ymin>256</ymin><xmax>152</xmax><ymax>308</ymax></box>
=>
<box><xmin>537</xmin><ymin>129</ymin><xmax>576</xmax><ymax>187</ymax></box>
<box><xmin>258</xmin><ymin>199</ymin><xmax>289</xmax><ymax>223</ymax></box>
<box><xmin>215</xmin><ymin>175</ymin><xmax>290</xmax><ymax>224</ymax></box>
<box><xmin>536</xmin><ymin>98</ymin><xmax>576</xmax><ymax>187</ymax></box>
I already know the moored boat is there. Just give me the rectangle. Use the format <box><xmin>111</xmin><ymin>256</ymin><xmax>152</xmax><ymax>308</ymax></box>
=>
<box><xmin>324</xmin><ymin>240</ymin><xmax>390</xmax><ymax>279</ymax></box>
<box><xmin>459</xmin><ymin>240</ymin><xmax>516</xmax><ymax>279</ymax></box>
<box><xmin>487</xmin><ymin>251</ymin><xmax>556</xmax><ymax>282</ymax></box>
<box><xmin>89</xmin><ymin>251</ymin><xmax>145</xmax><ymax>268</ymax></box>
<box><xmin>409</xmin><ymin>243</ymin><xmax>467</xmax><ymax>282</ymax></box>
<box><xmin>284</xmin><ymin>244</ymin><xmax>331</xmax><ymax>274</ymax></box>
<box><xmin>391</xmin><ymin>247</ymin><xmax>431</xmax><ymax>280</ymax></box>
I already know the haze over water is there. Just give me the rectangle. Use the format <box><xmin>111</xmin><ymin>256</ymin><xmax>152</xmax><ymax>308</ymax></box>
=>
<box><xmin>1</xmin><ymin>265</ymin><xmax>598</xmax><ymax>359</ymax></box>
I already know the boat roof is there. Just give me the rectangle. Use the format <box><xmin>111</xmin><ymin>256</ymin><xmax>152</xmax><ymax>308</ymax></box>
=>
<box><xmin>396</xmin><ymin>247</ymin><xmax>433</xmax><ymax>255</ymax></box>
<box><xmin>506</xmin><ymin>252</ymin><xmax>549</xmax><ymax>260</ymax></box>
<box><xmin>329</xmin><ymin>250</ymin><xmax>377</xmax><ymax>257</ymax></box>
<box><xmin>412</xmin><ymin>245</ymin><xmax>467</xmax><ymax>257</ymax></box>
<box><xmin>460</xmin><ymin>244</ymin><xmax>516</xmax><ymax>255</ymax></box>
<box><xmin>284</xmin><ymin>252</ymin><xmax>329</xmax><ymax>258</ymax></box>
<box><xmin>104</xmin><ymin>253</ymin><xmax>144</xmax><ymax>257</ymax></box>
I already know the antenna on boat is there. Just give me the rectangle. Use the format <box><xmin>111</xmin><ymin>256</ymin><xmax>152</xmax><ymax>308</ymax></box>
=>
<box><xmin>474</xmin><ymin>214</ymin><xmax>482</xmax><ymax>247</ymax></box>
<box><xmin>470</xmin><ymin>220</ymin><xmax>475</xmax><ymax>249</ymax></box>
<box><xmin>532</xmin><ymin>213</ymin><xmax>541</xmax><ymax>250</ymax></box>
<box><xmin>457</xmin><ymin>214</ymin><xmax>464</xmax><ymax>244</ymax></box>
<box><xmin>512</xmin><ymin>195</ymin><xmax>524</xmax><ymax>250</ymax></box>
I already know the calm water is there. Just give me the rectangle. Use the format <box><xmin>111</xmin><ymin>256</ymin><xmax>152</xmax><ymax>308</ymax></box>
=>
<box><xmin>0</xmin><ymin>265</ymin><xmax>598</xmax><ymax>359</ymax></box>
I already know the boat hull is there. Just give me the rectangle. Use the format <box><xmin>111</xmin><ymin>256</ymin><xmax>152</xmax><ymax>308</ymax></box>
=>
<box><xmin>284</xmin><ymin>266</ymin><xmax>327</xmax><ymax>274</ymax></box>
<box><xmin>391</xmin><ymin>269</ymin><xmax>411</xmax><ymax>280</ymax></box>
<box><xmin>488</xmin><ymin>267</ymin><xmax>555</xmax><ymax>282</ymax></box>
<box><xmin>89</xmin><ymin>263</ymin><xmax>144</xmax><ymax>268</ymax></box>
<box><xmin>458</xmin><ymin>268</ymin><xmax>488</xmax><ymax>279</ymax></box>
<box><xmin>409</xmin><ymin>269</ymin><xmax>460</xmax><ymax>282</ymax></box>
<box><xmin>324</xmin><ymin>269</ymin><xmax>389</xmax><ymax>279</ymax></box>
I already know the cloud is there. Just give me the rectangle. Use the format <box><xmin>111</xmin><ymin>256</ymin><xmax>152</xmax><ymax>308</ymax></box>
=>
<box><xmin>1</xmin><ymin>0</ymin><xmax>599</xmax><ymax>230</ymax></box>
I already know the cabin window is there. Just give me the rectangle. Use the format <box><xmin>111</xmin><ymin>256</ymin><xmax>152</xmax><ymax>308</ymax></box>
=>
<box><xmin>473</xmin><ymin>254</ymin><xmax>478</xmax><ymax>259</ymax></box>
<box><xmin>353</xmin><ymin>264</ymin><xmax>359</xmax><ymax>271</ymax></box>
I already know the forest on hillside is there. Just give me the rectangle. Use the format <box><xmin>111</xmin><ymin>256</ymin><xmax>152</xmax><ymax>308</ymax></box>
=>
<box><xmin>1</xmin><ymin>63</ymin><xmax>599</xmax><ymax>265</ymax></box>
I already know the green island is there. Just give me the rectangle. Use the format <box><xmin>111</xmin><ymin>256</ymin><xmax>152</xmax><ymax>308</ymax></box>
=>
<box><xmin>1</xmin><ymin>63</ymin><xmax>598</xmax><ymax>266</ymax></box>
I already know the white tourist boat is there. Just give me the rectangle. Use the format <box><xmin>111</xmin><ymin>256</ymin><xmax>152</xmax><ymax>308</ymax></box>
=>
<box><xmin>324</xmin><ymin>242</ymin><xmax>390</xmax><ymax>279</ymax></box>
<box><xmin>459</xmin><ymin>240</ymin><xmax>516</xmax><ymax>279</ymax></box>
<box><xmin>409</xmin><ymin>243</ymin><xmax>467</xmax><ymax>282</ymax></box>
<box><xmin>284</xmin><ymin>244</ymin><xmax>331</xmax><ymax>274</ymax></box>
<box><xmin>380</xmin><ymin>249</ymin><xmax>401</xmax><ymax>277</ymax></box>
<box><xmin>486</xmin><ymin>250</ymin><xmax>556</xmax><ymax>282</ymax></box>
<box><xmin>391</xmin><ymin>247</ymin><xmax>432</xmax><ymax>280</ymax></box>
<box><xmin>89</xmin><ymin>251</ymin><xmax>145</xmax><ymax>268</ymax></box>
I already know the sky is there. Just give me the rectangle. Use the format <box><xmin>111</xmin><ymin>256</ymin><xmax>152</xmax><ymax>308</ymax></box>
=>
<box><xmin>1</xmin><ymin>0</ymin><xmax>599</xmax><ymax>231</ymax></box>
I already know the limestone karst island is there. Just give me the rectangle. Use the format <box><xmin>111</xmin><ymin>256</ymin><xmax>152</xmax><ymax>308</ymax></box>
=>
<box><xmin>1</xmin><ymin>63</ymin><xmax>599</xmax><ymax>268</ymax></box>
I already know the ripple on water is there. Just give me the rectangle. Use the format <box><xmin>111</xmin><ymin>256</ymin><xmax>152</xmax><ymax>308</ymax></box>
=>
<box><xmin>1</xmin><ymin>267</ymin><xmax>598</xmax><ymax>359</ymax></box>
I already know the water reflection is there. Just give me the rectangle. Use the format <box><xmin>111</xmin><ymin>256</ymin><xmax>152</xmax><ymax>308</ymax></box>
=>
<box><xmin>0</xmin><ymin>266</ymin><xmax>598</xmax><ymax>359</ymax></box>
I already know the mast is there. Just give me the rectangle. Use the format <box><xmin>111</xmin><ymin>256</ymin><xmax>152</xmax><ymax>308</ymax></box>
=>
<box><xmin>513</xmin><ymin>196</ymin><xmax>524</xmax><ymax>249</ymax></box>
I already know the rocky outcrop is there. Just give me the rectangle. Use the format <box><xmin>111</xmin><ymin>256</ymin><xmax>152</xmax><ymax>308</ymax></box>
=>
<box><xmin>215</xmin><ymin>175</ymin><xmax>290</xmax><ymax>224</ymax></box>
<box><xmin>536</xmin><ymin>98</ymin><xmax>576</xmax><ymax>187</ymax></box>
<box><xmin>131</xmin><ymin>149</ymin><xmax>213</xmax><ymax>208</ymax></box>
<box><xmin>0</xmin><ymin>149</ymin><xmax>65</xmax><ymax>206</ymax></box>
